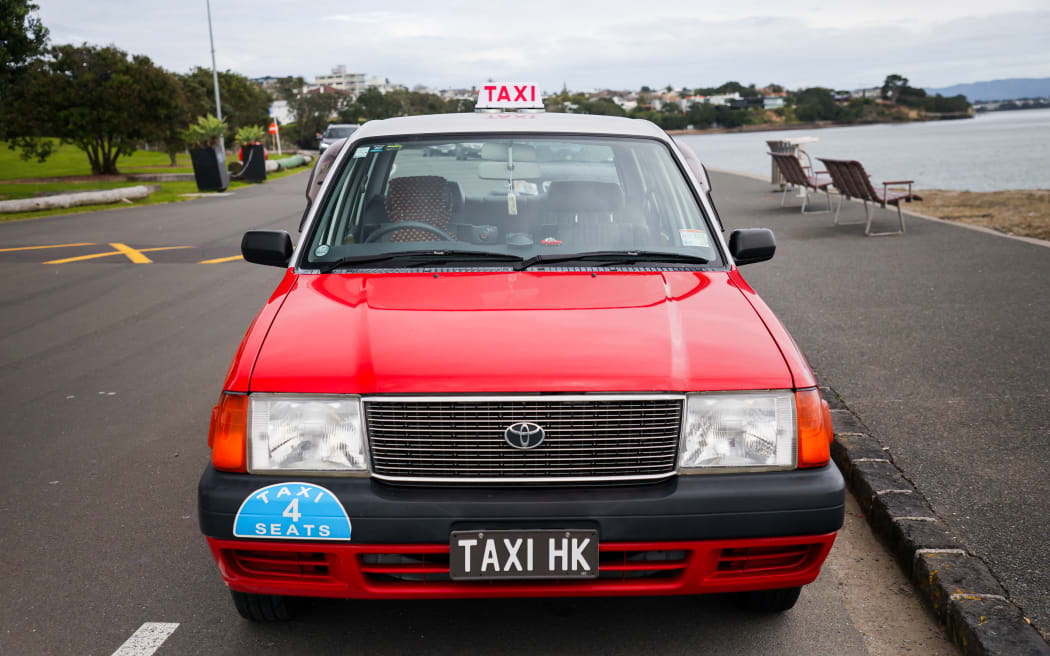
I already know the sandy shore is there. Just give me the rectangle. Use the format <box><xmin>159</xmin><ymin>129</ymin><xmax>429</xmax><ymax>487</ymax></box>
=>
<box><xmin>913</xmin><ymin>190</ymin><xmax>1050</xmax><ymax>241</ymax></box>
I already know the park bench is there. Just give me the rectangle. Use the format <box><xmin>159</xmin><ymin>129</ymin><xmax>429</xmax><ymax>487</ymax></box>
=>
<box><xmin>818</xmin><ymin>158</ymin><xmax>920</xmax><ymax>236</ymax></box>
<box><xmin>768</xmin><ymin>152</ymin><xmax>833</xmax><ymax>214</ymax></box>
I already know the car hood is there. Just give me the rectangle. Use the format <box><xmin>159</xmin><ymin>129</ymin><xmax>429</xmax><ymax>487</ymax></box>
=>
<box><xmin>249</xmin><ymin>271</ymin><xmax>792</xmax><ymax>394</ymax></box>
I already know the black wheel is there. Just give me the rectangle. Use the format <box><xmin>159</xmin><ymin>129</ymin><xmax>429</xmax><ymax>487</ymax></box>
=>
<box><xmin>231</xmin><ymin>590</ymin><xmax>295</xmax><ymax>622</ymax></box>
<box><xmin>736</xmin><ymin>586</ymin><xmax>802</xmax><ymax>612</ymax></box>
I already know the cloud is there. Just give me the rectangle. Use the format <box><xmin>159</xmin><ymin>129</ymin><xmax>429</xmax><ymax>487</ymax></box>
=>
<box><xmin>36</xmin><ymin>0</ymin><xmax>1050</xmax><ymax>90</ymax></box>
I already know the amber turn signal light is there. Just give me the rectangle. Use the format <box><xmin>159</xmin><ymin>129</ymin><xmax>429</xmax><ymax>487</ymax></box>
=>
<box><xmin>209</xmin><ymin>393</ymin><xmax>248</xmax><ymax>472</ymax></box>
<box><xmin>796</xmin><ymin>389</ymin><xmax>832</xmax><ymax>468</ymax></box>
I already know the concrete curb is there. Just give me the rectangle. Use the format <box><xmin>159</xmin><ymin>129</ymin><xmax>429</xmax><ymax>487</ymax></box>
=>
<box><xmin>822</xmin><ymin>386</ymin><xmax>1050</xmax><ymax>656</ymax></box>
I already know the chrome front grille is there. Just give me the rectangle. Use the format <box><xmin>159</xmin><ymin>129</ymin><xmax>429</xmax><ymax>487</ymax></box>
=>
<box><xmin>364</xmin><ymin>395</ymin><xmax>683</xmax><ymax>482</ymax></box>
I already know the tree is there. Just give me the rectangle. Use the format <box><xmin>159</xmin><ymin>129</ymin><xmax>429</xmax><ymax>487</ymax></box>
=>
<box><xmin>881</xmin><ymin>74</ymin><xmax>908</xmax><ymax>101</ymax></box>
<box><xmin>582</xmin><ymin>97</ymin><xmax>626</xmax><ymax>116</ymax></box>
<box><xmin>272</xmin><ymin>76</ymin><xmax>305</xmax><ymax>103</ymax></box>
<box><xmin>158</xmin><ymin>83</ymin><xmax>190</xmax><ymax>166</ymax></box>
<box><xmin>0</xmin><ymin>0</ymin><xmax>49</xmax><ymax>87</ymax></box>
<box><xmin>341</xmin><ymin>86</ymin><xmax>401</xmax><ymax>122</ymax></box>
<box><xmin>289</xmin><ymin>90</ymin><xmax>346</xmax><ymax>148</ymax></box>
<box><xmin>1</xmin><ymin>0</ymin><xmax>50</xmax><ymax>159</ymax></box>
<box><xmin>794</xmin><ymin>87</ymin><xmax>840</xmax><ymax>122</ymax></box>
<box><xmin>686</xmin><ymin>102</ymin><xmax>716</xmax><ymax>128</ymax></box>
<box><xmin>178</xmin><ymin>67</ymin><xmax>271</xmax><ymax>140</ymax></box>
<box><xmin>6</xmin><ymin>44</ymin><xmax>186</xmax><ymax>174</ymax></box>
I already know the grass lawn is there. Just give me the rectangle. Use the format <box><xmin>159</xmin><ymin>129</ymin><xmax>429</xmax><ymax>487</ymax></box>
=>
<box><xmin>0</xmin><ymin>166</ymin><xmax>309</xmax><ymax>222</ymax></box>
<box><xmin>0</xmin><ymin>140</ymin><xmax>194</xmax><ymax>180</ymax></box>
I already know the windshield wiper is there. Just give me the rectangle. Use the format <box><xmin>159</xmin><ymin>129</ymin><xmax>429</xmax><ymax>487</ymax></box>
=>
<box><xmin>514</xmin><ymin>250</ymin><xmax>710</xmax><ymax>271</ymax></box>
<box><xmin>318</xmin><ymin>249</ymin><xmax>524</xmax><ymax>273</ymax></box>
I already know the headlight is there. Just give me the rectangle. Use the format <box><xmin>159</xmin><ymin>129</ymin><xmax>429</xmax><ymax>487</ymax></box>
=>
<box><xmin>248</xmin><ymin>394</ymin><xmax>367</xmax><ymax>474</ymax></box>
<box><xmin>678</xmin><ymin>391</ymin><xmax>796</xmax><ymax>472</ymax></box>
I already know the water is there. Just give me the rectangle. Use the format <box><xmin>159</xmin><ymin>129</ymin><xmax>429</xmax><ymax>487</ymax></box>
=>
<box><xmin>678</xmin><ymin>108</ymin><xmax>1050</xmax><ymax>191</ymax></box>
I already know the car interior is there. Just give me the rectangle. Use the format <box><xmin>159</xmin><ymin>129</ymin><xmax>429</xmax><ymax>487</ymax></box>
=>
<box><xmin>310</xmin><ymin>137</ymin><xmax>714</xmax><ymax>256</ymax></box>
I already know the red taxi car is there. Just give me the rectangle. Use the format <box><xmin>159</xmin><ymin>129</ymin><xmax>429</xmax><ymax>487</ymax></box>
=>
<box><xmin>199</xmin><ymin>84</ymin><xmax>844</xmax><ymax>622</ymax></box>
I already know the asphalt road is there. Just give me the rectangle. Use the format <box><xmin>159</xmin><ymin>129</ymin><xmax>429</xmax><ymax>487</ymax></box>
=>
<box><xmin>710</xmin><ymin>170</ymin><xmax>1050</xmax><ymax>640</ymax></box>
<box><xmin>0</xmin><ymin>171</ymin><xmax>954</xmax><ymax>655</ymax></box>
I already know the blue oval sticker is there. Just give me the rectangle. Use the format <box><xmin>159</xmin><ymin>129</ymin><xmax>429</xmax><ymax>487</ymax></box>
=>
<box><xmin>233</xmin><ymin>482</ymin><xmax>351</xmax><ymax>541</ymax></box>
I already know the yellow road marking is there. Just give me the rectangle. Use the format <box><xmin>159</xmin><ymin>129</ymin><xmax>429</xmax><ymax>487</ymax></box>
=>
<box><xmin>0</xmin><ymin>242</ymin><xmax>95</xmax><ymax>252</ymax></box>
<box><xmin>199</xmin><ymin>255</ymin><xmax>243</xmax><ymax>264</ymax></box>
<box><xmin>45</xmin><ymin>245</ymin><xmax>192</xmax><ymax>264</ymax></box>
<box><xmin>110</xmin><ymin>242</ymin><xmax>154</xmax><ymax>264</ymax></box>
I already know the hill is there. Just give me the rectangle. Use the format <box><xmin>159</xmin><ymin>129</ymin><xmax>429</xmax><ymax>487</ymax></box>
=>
<box><xmin>925</xmin><ymin>78</ymin><xmax>1050</xmax><ymax>102</ymax></box>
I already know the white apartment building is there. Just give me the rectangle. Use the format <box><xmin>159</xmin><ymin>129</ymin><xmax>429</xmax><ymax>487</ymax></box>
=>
<box><xmin>314</xmin><ymin>65</ymin><xmax>367</xmax><ymax>96</ymax></box>
<box><xmin>705</xmin><ymin>92</ymin><xmax>741</xmax><ymax>106</ymax></box>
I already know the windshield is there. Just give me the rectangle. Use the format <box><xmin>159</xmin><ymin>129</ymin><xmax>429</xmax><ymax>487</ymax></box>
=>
<box><xmin>301</xmin><ymin>135</ymin><xmax>721</xmax><ymax>269</ymax></box>
<box><xmin>325</xmin><ymin>126</ymin><xmax>355</xmax><ymax>139</ymax></box>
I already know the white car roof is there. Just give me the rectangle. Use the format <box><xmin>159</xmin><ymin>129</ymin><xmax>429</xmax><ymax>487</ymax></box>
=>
<box><xmin>351</xmin><ymin>112</ymin><xmax>670</xmax><ymax>142</ymax></box>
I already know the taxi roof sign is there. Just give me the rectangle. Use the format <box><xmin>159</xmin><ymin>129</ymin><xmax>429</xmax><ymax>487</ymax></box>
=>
<box><xmin>476</xmin><ymin>83</ymin><xmax>543</xmax><ymax>110</ymax></box>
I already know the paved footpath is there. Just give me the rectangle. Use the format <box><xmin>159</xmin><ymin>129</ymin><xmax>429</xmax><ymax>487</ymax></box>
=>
<box><xmin>0</xmin><ymin>172</ymin><xmax>958</xmax><ymax>655</ymax></box>
<box><xmin>711</xmin><ymin>170</ymin><xmax>1050</xmax><ymax>642</ymax></box>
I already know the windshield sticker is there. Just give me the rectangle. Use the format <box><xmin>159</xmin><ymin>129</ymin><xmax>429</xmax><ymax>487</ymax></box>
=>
<box><xmin>352</xmin><ymin>147</ymin><xmax>369</xmax><ymax>158</ymax></box>
<box><xmin>386</xmin><ymin>144</ymin><xmax>402</xmax><ymax>150</ymax></box>
<box><xmin>369</xmin><ymin>145</ymin><xmax>385</xmax><ymax>153</ymax></box>
<box><xmin>315</xmin><ymin>244</ymin><xmax>330</xmax><ymax>257</ymax></box>
<box><xmin>233</xmin><ymin>483</ymin><xmax>352</xmax><ymax>541</ymax></box>
<box><xmin>679</xmin><ymin>229</ymin><xmax>710</xmax><ymax>248</ymax></box>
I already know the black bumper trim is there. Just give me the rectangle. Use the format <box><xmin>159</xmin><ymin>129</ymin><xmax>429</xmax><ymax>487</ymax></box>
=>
<box><xmin>198</xmin><ymin>464</ymin><xmax>845</xmax><ymax>543</ymax></box>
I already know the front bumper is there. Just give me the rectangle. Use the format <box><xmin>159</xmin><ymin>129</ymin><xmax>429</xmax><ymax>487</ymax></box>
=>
<box><xmin>199</xmin><ymin>465</ymin><xmax>844</xmax><ymax>599</ymax></box>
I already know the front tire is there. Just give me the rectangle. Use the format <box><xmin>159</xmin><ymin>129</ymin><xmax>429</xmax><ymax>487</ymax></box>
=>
<box><xmin>737</xmin><ymin>586</ymin><xmax>802</xmax><ymax>612</ymax></box>
<box><xmin>231</xmin><ymin>590</ymin><xmax>294</xmax><ymax>622</ymax></box>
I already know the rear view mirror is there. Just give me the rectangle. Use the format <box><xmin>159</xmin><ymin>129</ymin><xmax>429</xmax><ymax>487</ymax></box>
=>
<box><xmin>478</xmin><ymin>161</ymin><xmax>541</xmax><ymax>180</ymax></box>
<box><xmin>729</xmin><ymin>228</ymin><xmax>775</xmax><ymax>265</ymax></box>
<box><xmin>242</xmin><ymin>230</ymin><xmax>294</xmax><ymax>267</ymax></box>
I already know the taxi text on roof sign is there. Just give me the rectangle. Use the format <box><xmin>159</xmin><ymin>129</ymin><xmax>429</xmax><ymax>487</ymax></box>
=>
<box><xmin>476</xmin><ymin>83</ymin><xmax>543</xmax><ymax>110</ymax></box>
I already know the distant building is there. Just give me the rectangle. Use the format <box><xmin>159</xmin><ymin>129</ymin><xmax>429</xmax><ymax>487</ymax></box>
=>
<box><xmin>364</xmin><ymin>76</ymin><xmax>396</xmax><ymax>94</ymax></box>
<box><xmin>306</xmin><ymin>85</ymin><xmax>349</xmax><ymax>97</ymax></box>
<box><xmin>610</xmin><ymin>96</ymin><xmax>637</xmax><ymax>112</ymax></box>
<box><xmin>763</xmin><ymin>96</ymin><xmax>785</xmax><ymax>109</ymax></box>
<box><xmin>729</xmin><ymin>96</ymin><xmax>764</xmax><ymax>110</ymax></box>
<box><xmin>252</xmin><ymin>76</ymin><xmax>280</xmax><ymax>92</ymax></box>
<box><xmin>439</xmin><ymin>88</ymin><xmax>475</xmax><ymax>101</ymax></box>
<box><xmin>705</xmin><ymin>92</ymin><xmax>741</xmax><ymax>106</ymax></box>
<box><xmin>851</xmin><ymin>87</ymin><xmax>882</xmax><ymax>99</ymax></box>
<box><xmin>269</xmin><ymin>100</ymin><xmax>294</xmax><ymax>124</ymax></box>
<box><xmin>313</xmin><ymin>65</ymin><xmax>367</xmax><ymax>96</ymax></box>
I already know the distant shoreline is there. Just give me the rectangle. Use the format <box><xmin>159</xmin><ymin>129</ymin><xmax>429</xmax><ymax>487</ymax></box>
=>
<box><xmin>668</xmin><ymin>115</ymin><xmax>971</xmax><ymax>136</ymax></box>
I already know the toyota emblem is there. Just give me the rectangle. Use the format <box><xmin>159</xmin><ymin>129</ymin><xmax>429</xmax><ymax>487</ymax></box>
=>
<box><xmin>504</xmin><ymin>422</ymin><xmax>546</xmax><ymax>449</ymax></box>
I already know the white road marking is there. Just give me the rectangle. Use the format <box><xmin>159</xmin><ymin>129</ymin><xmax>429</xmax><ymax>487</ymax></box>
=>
<box><xmin>111</xmin><ymin>622</ymin><xmax>179</xmax><ymax>656</ymax></box>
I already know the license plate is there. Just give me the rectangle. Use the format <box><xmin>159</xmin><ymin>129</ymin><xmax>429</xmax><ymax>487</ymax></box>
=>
<box><xmin>449</xmin><ymin>529</ymin><xmax>599</xmax><ymax>580</ymax></box>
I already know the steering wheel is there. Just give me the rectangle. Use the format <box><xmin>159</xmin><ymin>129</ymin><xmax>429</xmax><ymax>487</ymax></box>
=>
<box><xmin>365</xmin><ymin>221</ymin><xmax>456</xmax><ymax>243</ymax></box>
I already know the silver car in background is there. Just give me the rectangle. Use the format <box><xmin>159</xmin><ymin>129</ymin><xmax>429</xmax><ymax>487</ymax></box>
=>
<box><xmin>319</xmin><ymin>124</ymin><xmax>357</xmax><ymax>153</ymax></box>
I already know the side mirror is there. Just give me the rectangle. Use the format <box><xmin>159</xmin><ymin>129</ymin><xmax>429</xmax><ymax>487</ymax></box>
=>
<box><xmin>729</xmin><ymin>228</ymin><xmax>775</xmax><ymax>265</ymax></box>
<box><xmin>241</xmin><ymin>230</ymin><xmax>294</xmax><ymax>267</ymax></box>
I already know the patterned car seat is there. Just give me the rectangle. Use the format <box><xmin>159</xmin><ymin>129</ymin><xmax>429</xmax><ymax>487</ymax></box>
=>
<box><xmin>383</xmin><ymin>175</ymin><xmax>453</xmax><ymax>242</ymax></box>
<box><xmin>540</xmin><ymin>181</ymin><xmax>649</xmax><ymax>249</ymax></box>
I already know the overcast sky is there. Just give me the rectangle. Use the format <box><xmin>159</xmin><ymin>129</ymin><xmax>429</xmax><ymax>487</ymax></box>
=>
<box><xmin>36</xmin><ymin>0</ymin><xmax>1050</xmax><ymax>92</ymax></box>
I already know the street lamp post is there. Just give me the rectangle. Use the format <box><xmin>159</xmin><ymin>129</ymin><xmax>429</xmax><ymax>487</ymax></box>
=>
<box><xmin>205</xmin><ymin>0</ymin><xmax>224</xmax><ymax>152</ymax></box>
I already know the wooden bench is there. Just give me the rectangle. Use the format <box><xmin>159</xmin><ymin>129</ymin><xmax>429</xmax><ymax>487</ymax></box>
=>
<box><xmin>818</xmin><ymin>158</ymin><xmax>921</xmax><ymax>236</ymax></box>
<box><xmin>768</xmin><ymin>152</ymin><xmax>833</xmax><ymax>214</ymax></box>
